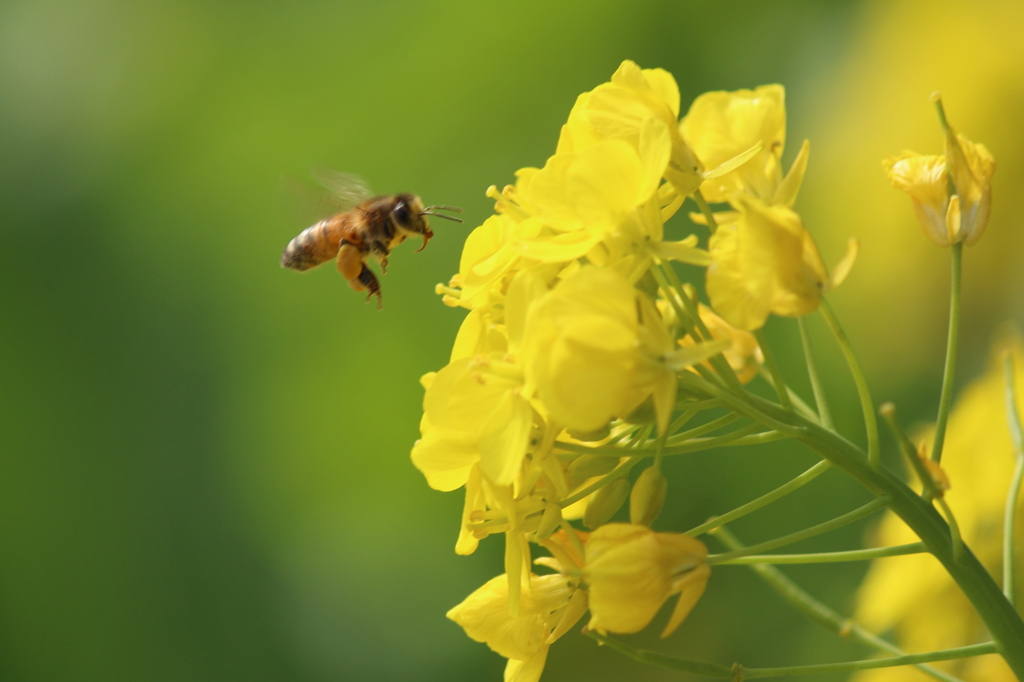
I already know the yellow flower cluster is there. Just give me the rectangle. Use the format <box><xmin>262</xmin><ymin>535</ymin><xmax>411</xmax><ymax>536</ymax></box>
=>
<box><xmin>414</xmin><ymin>60</ymin><xmax>856</xmax><ymax>681</ymax></box>
<box><xmin>853</xmin><ymin>340</ymin><xmax>1024</xmax><ymax>682</ymax></box>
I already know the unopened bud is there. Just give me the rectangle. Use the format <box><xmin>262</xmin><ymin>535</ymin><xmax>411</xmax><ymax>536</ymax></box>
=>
<box><xmin>569</xmin><ymin>454</ymin><xmax>619</xmax><ymax>479</ymax></box>
<box><xmin>584</xmin><ymin>478</ymin><xmax>631</xmax><ymax>529</ymax></box>
<box><xmin>630</xmin><ymin>466</ymin><xmax>668</xmax><ymax>526</ymax></box>
<box><xmin>535</xmin><ymin>502</ymin><xmax>563</xmax><ymax>540</ymax></box>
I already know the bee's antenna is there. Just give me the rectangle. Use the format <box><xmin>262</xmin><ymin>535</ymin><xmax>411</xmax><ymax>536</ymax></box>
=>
<box><xmin>421</xmin><ymin>211</ymin><xmax>464</xmax><ymax>223</ymax></box>
<box><xmin>426</xmin><ymin>205</ymin><xmax>463</xmax><ymax>213</ymax></box>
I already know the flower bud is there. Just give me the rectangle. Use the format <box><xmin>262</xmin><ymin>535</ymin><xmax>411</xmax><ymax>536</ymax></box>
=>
<box><xmin>630</xmin><ymin>466</ymin><xmax>668</xmax><ymax>526</ymax></box>
<box><xmin>583</xmin><ymin>478</ymin><xmax>631</xmax><ymax>529</ymax></box>
<box><xmin>569</xmin><ymin>454</ymin><xmax>619</xmax><ymax>480</ymax></box>
<box><xmin>535</xmin><ymin>502</ymin><xmax>563</xmax><ymax>541</ymax></box>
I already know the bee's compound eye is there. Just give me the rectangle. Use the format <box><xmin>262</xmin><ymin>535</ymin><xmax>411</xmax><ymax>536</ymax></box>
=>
<box><xmin>393</xmin><ymin>201</ymin><xmax>411</xmax><ymax>226</ymax></box>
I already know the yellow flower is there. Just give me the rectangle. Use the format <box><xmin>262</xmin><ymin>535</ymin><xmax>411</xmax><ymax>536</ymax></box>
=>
<box><xmin>584</xmin><ymin>523</ymin><xmax>709</xmax><ymax>637</ymax></box>
<box><xmin>562</xmin><ymin>60</ymin><xmax>698</xmax><ymax>194</ymax></box>
<box><xmin>447</xmin><ymin>572</ymin><xmax>586</xmax><ymax>682</ymax></box>
<box><xmin>883</xmin><ymin>152</ymin><xmax>953</xmax><ymax>247</ymax></box>
<box><xmin>706</xmin><ymin>195</ymin><xmax>858</xmax><ymax>330</ymax></box>
<box><xmin>521</xmin><ymin>267</ymin><xmax>727</xmax><ymax>435</ymax></box>
<box><xmin>437</xmin><ymin>174</ymin><xmax>561</xmax><ymax>314</ymax></box>
<box><xmin>515</xmin><ymin>124</ymin><xmax>708</xmax><ymax>278</ymax></box>
<box><xmin>884</xmin><ymin>98</ymin><xmax>994</xmax><ymax>248</ymax></box>
<box><xmin>563</xmin><ymin>60</ymin><xmax>761</xmax><ymax>199</ymax></box>
<box><xmin>853</xmin><ymin>339</ymin><xmax>1024</xmax><ymax>682</ymax></box>
<box><xmin>412</xmin><ymin>351</ymin><xmax>533</xmax><ymax>488</ymax></box>
<box><xmin>681</xmin><ymin>85</ymin><xmax>809</xmax><ymax>206</ymax></box>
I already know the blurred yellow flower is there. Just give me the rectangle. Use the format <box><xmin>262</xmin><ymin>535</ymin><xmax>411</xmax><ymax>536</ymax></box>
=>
<box><xmin>706</xmin><ymin>195</ymin><xmax>858</xmax><ymax>330</ymax></box>
<box><xmin>853</xmin><ymin>339</ymin><xmax>1024</xmax><ymax>682</ymax></box>
<box><xmin>584</xmin><ymin>523</ymin><xmax>709</xmax><ymax>637</ymax></box>
<box><xmin>521</xmin><ymin>267</ymin><xmax>726</xmax><ymax>435</ymax></box>
<box><xmin>681</xmin><ymin>85</ymin><xmax>809</xmax><ymax>207</ymax></box>
<box><xmin>447</xmin><ymin>572</ymin><xmax>584</xmax><ymax>682</ymax></box>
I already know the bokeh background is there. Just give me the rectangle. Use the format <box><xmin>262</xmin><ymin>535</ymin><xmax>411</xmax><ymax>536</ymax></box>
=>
<box><xmin>2</xmin><ymin>0</ymin><xmax>1024</xmax><ymax>680</ymax></box>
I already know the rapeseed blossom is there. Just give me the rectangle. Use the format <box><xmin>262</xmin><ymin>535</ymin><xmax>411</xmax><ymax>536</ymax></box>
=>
<box><xmin>706</xmin><ymin>195</ymin><xmax>857</xmax><ymax>330</ymax></box>
<box><xmin>585</xmin><ymin>523</ymin><xmax>709</xmax><ymax>637</ymax></box>
<box><xmin>447</xmin><ymin>571</ymin><xmax>585</xmax><ymax>682</ymax></box>
<box><xmin>681</xmin><ymin>85</ymin><xmax>809</xmax><ymax>207</ymax></box>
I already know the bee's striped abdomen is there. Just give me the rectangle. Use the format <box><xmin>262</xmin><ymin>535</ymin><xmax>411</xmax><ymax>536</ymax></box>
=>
<box><xmin>281</xmin><ymin>217</ymin><xmax>345</xmax><ymax>271</ymax></box>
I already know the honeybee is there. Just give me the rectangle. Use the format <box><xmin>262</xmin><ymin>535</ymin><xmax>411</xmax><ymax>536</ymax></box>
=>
<box><xmin>280</xmin><ymin>169</ymin><xmax>463</xmax><ymax>308</ymax></box>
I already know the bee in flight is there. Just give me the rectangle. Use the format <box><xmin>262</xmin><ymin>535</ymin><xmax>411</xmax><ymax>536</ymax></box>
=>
<box><xmin>280</xmin><ymin>168</ymin><xmax>463</xmax><ymax>308</ymax></box>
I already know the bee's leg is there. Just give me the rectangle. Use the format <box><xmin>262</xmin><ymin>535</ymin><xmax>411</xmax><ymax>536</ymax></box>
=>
<box><xmin>354</xmin><ymin>266</ymin><xmax>383</xmax><ymax>310</ymax></box>
<box><xmin>379</xmin><ymin>257</ymin><xmax>389</xmax><ymax>275</ymax></box>
<box><xmin>336</xmin><ymin>242</ymin><xmax>365</xmax><ymax>281</ymax></box>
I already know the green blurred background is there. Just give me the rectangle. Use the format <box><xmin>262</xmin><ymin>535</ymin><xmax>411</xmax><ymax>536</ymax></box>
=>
<box><xmin>3</xmin><ymin>1</ymin><xmax>1024</xmax><ymax>680</ymax></box>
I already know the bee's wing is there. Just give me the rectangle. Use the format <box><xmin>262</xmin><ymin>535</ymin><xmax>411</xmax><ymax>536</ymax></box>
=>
<box><xmin>308</xmin><ymin>166</ymin><xmax>373</xmax><ymax>210</ymax></box>
<box><xmin>274</xmin><ymin>168</ymin><xmax>372</xmax><ymax>229</ymax></box>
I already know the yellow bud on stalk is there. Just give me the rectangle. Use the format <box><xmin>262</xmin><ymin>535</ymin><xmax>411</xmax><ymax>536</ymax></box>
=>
<box><xmin>630</xmin><ymin>466</ymin><xmax>668</xmax><ymax>526</ymax></box>
<box><xmin>569</xmin><ymin>454</ymin><xmax>620</xmax><ymax>480</ymax></box>
<box><xmin>583</xmin><ymin>478</ymin><xmax>631</xmax><ymax>529</ymax></box>
<box><xmin>535</xmin><ymin>502</ymin><xmax>563</xmax><ymax>541</ymax></box>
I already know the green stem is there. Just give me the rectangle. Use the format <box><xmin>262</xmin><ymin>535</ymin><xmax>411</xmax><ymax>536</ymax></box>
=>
<box><xmin>798</xmin><ymin>316</ymin><xmax>833</xmax><ymax>429</ymax></box>
<box><xmin>677</xmin><ymin>371</ymin><xmax>1024</xmax><ymax>673</ymax></box>
<box><xmin>1004</xmin><ymin>353</ymin><xmax>1024</xmax><ymax>606</ymax></box>
<box><xmin>714</xmin><ymin>526</ymin><xmax>966</xmax><ymax>682</ymax></box>
<box><xmin>880</xmin><ymin>402</ymin><xmax>937</xmax><ymax>496</ymax></box>
<box><xmin>588</xmin><ymin>631</ymin><xmax>734</xmax><ymax>678</ymax></box>
<box><xmin>650</xmin><ymin>264</ymin><xmax>695</xmax><ymax>336</ymax></box>
<box><xmin>931</xmin><ymin>241</ymin><xmax>962</xmax><ymax>463</ymax></box>
<box><xmin>693</xmin><ymin>188</ymin><xmax>718</xmax><ymax>233</ymax></box>
<box><xmin>741</xmin><ymin>643</ymin><xmax>996</xmax><ymax>679</ymax></box>
<box><xmin>820</xmin><ymin>300</ymin><xmax>880</xmax><ymax>467</ymax></box>
<box><xmin>659</xmin><ymin>262</ymin><xmax>743</xmax><ymax>389</ymax></box>
<box><xmin>556</xmin><ymin>423</ymin><xmax>773</xmax><ymax>457</ymax></box>
<box><xmin>880</xmin><ymin>403</ymin><xmax>965</xmax><ymax>560</ymax></box>
<box><xmin>756</xmin><ymin>366</ymin><xmax>819</xmax><ymax>422</ymax></box>
<box><xmin>755</xmin><ymin>329</ymin><xmax>792</xmax><ymax>409</ymax></box>
<box><xmin>667</xmin><ymin>412</ymin><xmax>741</xmax><ymax>444</ymax></box>
<box><xmin>711</xmin><ymin>542</ymin><xmax>926</xmax><ymax>565</ymax></box>
<box><xmin>587</xmin><ymin>631</ymin><xmax>994</xmax><ymax>680</ymax></box>
<box><xmin>1006</xmin><ymin>454</ymin><xmax>1024</xmax><ymax>606</ymax></box>
<box><xmin>936</xmin><ymin>497</ymin><xmax>965</xmax><ymax>562</ymax></box>
<box><xmin>706</xmin><ymin>497</ymin><xmax>888</xmax><ymax>566</ymax></box>
<box><xmin>686</xmin><ymin>460</ymin><xmax>831</xmax><ymax>537</ymax></box>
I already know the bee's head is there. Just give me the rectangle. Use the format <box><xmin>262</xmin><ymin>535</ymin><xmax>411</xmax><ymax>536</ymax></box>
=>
<box><xmin>392</xmin><ymin>194</ymin><xmax>430</xmax><ymax>235</ymax></box>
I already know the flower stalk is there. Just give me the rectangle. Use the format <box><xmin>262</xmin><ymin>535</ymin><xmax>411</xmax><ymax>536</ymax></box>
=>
<box><xmin>1004</xmin><ymin>352</ymin><xmax>1024</xmax><ymax>605</ymax></box>
<box><xmin>931</xmin><ymin>241</ymin><xmax>963</xmax><ymax>463</ymax></box>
